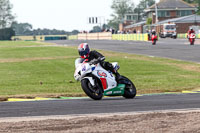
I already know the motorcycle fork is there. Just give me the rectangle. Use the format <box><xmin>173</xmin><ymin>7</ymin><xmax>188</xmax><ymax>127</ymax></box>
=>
<box><xmin>89</xmin><ymin>76</ymin><xmax>104</xmax><ymax>93</ymax></box>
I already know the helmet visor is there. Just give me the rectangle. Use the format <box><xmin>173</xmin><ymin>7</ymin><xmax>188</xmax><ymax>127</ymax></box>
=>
<box><xmin>79</xmin><ymin>50</ymin><xmax>87</xmax><ymax>56</ymax></box>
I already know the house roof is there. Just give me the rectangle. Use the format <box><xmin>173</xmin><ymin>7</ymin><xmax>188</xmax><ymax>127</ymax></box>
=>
<box><xmin>145</xmin><ymin>0</ymin><xmax>195</xmax><ymax>12</ymax></box>
<box><xmin>155</xmin><ymin>14</ymin><xmax>200</xmax><ymax>25</ymax></box>
<box><xmin>124</xmin><ymin>21</ymin><xmax>146</xmax><ymax>29</ymax></box>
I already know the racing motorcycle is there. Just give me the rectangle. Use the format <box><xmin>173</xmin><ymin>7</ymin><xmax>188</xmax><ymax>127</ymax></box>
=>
<box><xmin>151</xmin><ymin>34</ymin><xmax>157</xmax><ymax>45</ymax></box>
<box><xmin>188</xmin><ymin>33</ymin><xmax>195</xmax><ymax>45</ymax></box>
<box><xmin>74</xmin><ymin>58</ymin><xmax>137</xmax><ymax>100</ymax></box>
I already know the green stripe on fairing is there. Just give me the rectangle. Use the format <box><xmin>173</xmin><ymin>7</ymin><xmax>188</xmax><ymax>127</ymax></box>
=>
<box><xmin>104</xmin><ymin>84</ymin><xmax>125</xmax><ymax>96</ymax></box>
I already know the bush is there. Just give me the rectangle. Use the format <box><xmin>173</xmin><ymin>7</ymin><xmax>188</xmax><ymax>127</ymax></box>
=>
<box><xmin>146</xmin><ymin>18</ymin><xmax>152</xmax><ymax>25</ymax></box>
<box><xmin>0</xmin><ymin>28</ymin><xmax>15</xmax><ymax>40</ymax></box>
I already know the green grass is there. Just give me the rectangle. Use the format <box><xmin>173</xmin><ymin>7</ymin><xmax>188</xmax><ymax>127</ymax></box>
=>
<box><xmin>0</xmin><ymin>41</ymin><xmax>200</xmax><ymax>98</ymax></box>
<box><xmin>0</xmin><ymin>41</ymin><xmax>42</xmax><ymax>47</ymax></box>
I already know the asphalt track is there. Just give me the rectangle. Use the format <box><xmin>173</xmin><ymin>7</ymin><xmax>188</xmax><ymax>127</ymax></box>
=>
<box><xmin>1</xmin><ymin>93</ymin><xmax>200</xmax><ymax>118</ymax></box>
<box><xmin>50</xmin><ymin>39</ymin><xmax>200</xmax><ymax>63</ymax></box>
<box><xmin>1</xmin><ymin>39</ymin><xmax>200</xmax><ymax>118</ymax></box>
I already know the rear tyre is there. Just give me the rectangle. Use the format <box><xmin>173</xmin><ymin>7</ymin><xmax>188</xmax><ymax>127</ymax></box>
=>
<box><xmin>191</xmin><ymin>39</ymin><xmax>194</xmax><ymax>45</ymax></box>
<box><xmin>81</xmin><ymin>78</ymin><xmax>103</xmax><ymax>100</ymax></box>
<box><xmin>121</xmin><ymin>76</ymin><xmax>137</xmax><ymax>99</ymax></box>
<box><xmin>152</xmin><ymin>40</ymin><xmax>156</xmax><ymax>45</ymax></box>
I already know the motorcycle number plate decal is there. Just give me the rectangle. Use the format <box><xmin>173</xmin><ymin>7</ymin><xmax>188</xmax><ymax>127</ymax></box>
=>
<box><xmin>100</xmin><ymin>78</ymin><xmax>107</xmax><ymax>90</ymax></box>
<box><xmin>97</xmin><ymin>71</ymin><xmax>107</xmax><ymax>78</ymax></box>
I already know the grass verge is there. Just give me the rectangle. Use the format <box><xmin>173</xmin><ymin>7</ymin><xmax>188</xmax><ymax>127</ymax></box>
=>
<box><xmin>0</xmin><ymin>41</ymin><xmax>200</xmax><ymax>99</ymax></box>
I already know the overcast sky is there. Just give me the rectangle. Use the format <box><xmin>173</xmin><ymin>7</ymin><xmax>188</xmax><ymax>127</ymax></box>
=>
<box><xmin>10</xmin><ymin>0</ymin><xmax>158</xmax><ymax>32</ymax></box>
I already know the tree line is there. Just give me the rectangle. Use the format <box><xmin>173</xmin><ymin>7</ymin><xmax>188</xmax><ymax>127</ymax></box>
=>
<box><xmin>11</xmin><ymin>22</ymin><xmax>79</xmax><ymax>36</ymax></box>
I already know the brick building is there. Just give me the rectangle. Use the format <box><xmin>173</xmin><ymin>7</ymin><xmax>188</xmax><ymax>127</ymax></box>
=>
<box><xmin>119</xmin><ymin>13</ymin><xmax>140</xmax><ymax>32</ymax></box>
<box><xmin>122</xmin><ymin>0</ymin><xmax>199</xmax><ymax>34</ymax></box>
<box><xmin>123</xmin><ymin>21</ymin><xmax>146</xmax><ymax>33</ymax></box>
<box><xmin>144</xmin><ymin>0</ymin><xmax>196</xmax><ymax>24</ymax></box>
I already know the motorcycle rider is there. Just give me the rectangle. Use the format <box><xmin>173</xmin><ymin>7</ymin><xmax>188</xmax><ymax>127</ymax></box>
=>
<box><xmin>151</xmin><ymin>29</ymin><xmax>156</xmax><ymax>36</ymax></box>
<box><xmin>78</xmin><ymin>43</ymin><xmax>121</xmax><ymax>81</ymax></box>
<box><xmin>187</xmin><ymin>27</ymin><xmax>195</xmax><ymax>38</ymax></box>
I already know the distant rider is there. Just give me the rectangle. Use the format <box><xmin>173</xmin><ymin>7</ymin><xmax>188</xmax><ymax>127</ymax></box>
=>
<box><xmin>187</xmin><ymin>27</ymin><xmax>195</xmax><ymax>38</ymax></box>
<box><xmin>151</xmin><ymin>29</ymin><xmax>156</xmax><ymax>35</ymax></box>
<box><xmin>78</xmin><ymin>43</ymin><xmax>121</xmax><ymax>81</ymax></box>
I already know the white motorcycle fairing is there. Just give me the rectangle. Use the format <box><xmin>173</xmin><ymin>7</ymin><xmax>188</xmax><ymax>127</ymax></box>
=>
<box><xmin>74</xmin><ymin>58</ymin><xmax>118</xmax><ymax>91</ymax></box>
<box><xmin>74</xmin><ymin>58</ymin><xmax>137</xmax><ymax>100</ymax></box>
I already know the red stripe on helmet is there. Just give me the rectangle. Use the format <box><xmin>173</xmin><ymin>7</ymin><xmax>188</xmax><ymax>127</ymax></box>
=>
<box><xmin>79</xmin><ymin>43</ymin><xmax>85</xmax><ymax>48</ymax></box>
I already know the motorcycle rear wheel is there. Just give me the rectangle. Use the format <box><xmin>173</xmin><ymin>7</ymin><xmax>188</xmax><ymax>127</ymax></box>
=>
<box><xmin>190</xmin><ymin>39</ymin><xmax>194</xmax><ymax>45</ymax></box>
<box><xmin>152</xmin><ymin>40</ymin><xmax>156</xmax><ymax>45</ymax></box>
<box><xmin>121</xmin><ymin>76</ymin><xmax>137</xmax><ymax>99</ymax></box>
<box><xmin>81</xmin><ymin>78</ymin><xmax>103</xmax><ymax>100</ymax></box>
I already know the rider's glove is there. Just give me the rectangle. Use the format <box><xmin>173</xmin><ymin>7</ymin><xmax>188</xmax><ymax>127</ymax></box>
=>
<box><xmin>98</xmin><ymin>57</ymin><xmax>105</xmax><ymax>62</ymax></box>
<box><xmin>90</xmin><ymin>59</ymin><xmax>99</xmax><ymax>65</ymax></box>
<box><xmin>90</xmin><ymin>57</ymin><xmax>105</xmax><ymax>65</ymax></box>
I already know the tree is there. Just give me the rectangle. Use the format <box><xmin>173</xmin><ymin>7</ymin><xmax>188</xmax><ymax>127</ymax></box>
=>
<box><xmin>71</xmin><ymin>30</ymin><xmax>79</xmax><ymax>35</ymax></box>
<box><xmin>137</xmin><ymin>0</ymin><xmax>155</xmax><ymax>9</ymax></box>
<box><xmin>146</xmin><ymin>18</ymin><xmax>152</xmax><ymax>25</ymax></box>
<box><xmin>197</xmin><ymin>0</ymin><xmax>200</xmax><ymax>15</ymax></box>
<box><xmin>91</xmin><ymin>26</ymin><xmax>101</xmax><ymax>33</ymax></box>
<box><xmin>183</xmin><ymin>0</ymin><xmax>200</xmax><ymax>15</ymax></box>
<box><xmin>111</xmin><ymin>0</ymin><xmax>135</xmax><ymax>22</ymax></box>
<box><xmin>102</xmin><ymin>24</ymin><xmax>110</xmax><ymax>31</ymax></box>
<box><xmin>11</xmin><ymin>22</ymin><xmax>33</xmax><ymax>35</ymax></box>
<box><xmin>134</xmin><ymin>0</ymin><xmax>155</xmax><ymax>21</ymax></box>
<box><xmin>0</xmin><ymin>28</ymin><xmax>15</xmax><ymax>40</ymax></box>
<box><xmin>108</xmin><ymin>0</ymin><xmax>135</xmax><ymax>30</ymax></box>
<box><xmin>183</xmin><ymin>0</ymin><xmax>196</xmax><ymax>3</ymax></box>
<box><xmin>108</xmin><ymin>16</ymin><xmax>121</xmax><ymax>31</ymax></box>
<box><xmin>0</xmin><ymin>0</ymin><xmax>14</xmax><ymax>29</ymax></box>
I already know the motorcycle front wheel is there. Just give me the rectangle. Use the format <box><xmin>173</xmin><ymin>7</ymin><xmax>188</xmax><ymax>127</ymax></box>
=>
<box><xmin>121</xmin><ymin>76</ymin><xmax>137</xmax><ymax>99</ymax></box>
<box><xmin>81</xmin><ymin>78</ymin><xmax>103</xmax><ymax>100</ymax></box>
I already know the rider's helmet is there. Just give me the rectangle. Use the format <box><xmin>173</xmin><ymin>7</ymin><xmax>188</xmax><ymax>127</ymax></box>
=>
<box><xmin>152</xmin><ymin>29</ymin><xmax>156</xmax><ymax>34</ymax></box>
<box><xmin>190</xmin><ymin>27</ymin><xmax>193</xmax><ymax>31</ymax></box>
<box><xmin>78</xmin><ymin>43</ymin><xmax>90</xmax><ymax>59</ymax></box>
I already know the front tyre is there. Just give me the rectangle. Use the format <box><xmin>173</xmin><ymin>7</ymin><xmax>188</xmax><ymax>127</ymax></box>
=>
<box><xmin>122</xmin><ymin>76</ymin><xmax>137</xmax><ymax>99</ymax></box>
<box><xmin>81</xmin><ymin>78</ymin><xmax>103</xmax><ymax>100</ymax></box>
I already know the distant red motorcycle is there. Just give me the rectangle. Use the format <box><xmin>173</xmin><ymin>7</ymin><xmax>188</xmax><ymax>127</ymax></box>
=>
<box><xmin>151</xmin><ymin>34</ymin><xmax>157</xmax><ymax>45</ymax></box>
<box><xmin>188</xmin><ymin>33</ymin><xmax>195</xmax><ymax>45</ymax></box>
